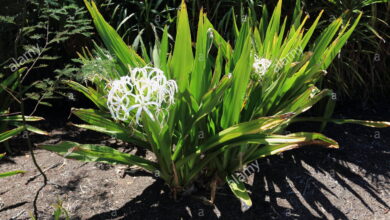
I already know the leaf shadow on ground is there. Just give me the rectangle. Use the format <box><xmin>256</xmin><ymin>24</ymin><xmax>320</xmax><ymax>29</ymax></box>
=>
<box><xmin>87</xmin><ymin>122</ymin><xmax>390</xmax><ymax>219</ymax></box>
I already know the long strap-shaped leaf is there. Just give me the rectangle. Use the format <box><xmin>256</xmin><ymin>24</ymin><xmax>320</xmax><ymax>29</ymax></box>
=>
<box><xmin>24</xmin><ymin>125</ymin><xmax>49</xmax><ymax>136</ymax></box>
<box><xmin>38</xmin><ymin>141</ymin><xmax>158</xmax><ymax>172</ymax></box>
<box><xmin>71</xmin><ymin>108</ymin><xmax>149</xmax><ymax>148</ymax></box>
<box><xmin>275</xmin><ymin>87</ymin><xmax>332</xmax><ymax>116</ymax></box>
<box><xmin>244</xmin><ymin>132</ymin><xmax>339</xmax><ymax>163</ymax></box>
<box><xmin>0</xmin><ymin>170</ymin><xmax>26</xmax><ymax>178</ymax></box>
<box><xmin>190</xmin><ymin>9</ymin><xmax>212</xmax><ymax>101</ymax></box>
<box><xmin>84</xmin><ymin>0</ymin><xmax>145</xmax><ymax>73</ymax></box>
<box><xmin>0</xmin><ymin>126</ymin><xmax>24</xmax><ymax>143</ymax></box>
<box><xmin>0</xmin><ymin>115</ymin><xmax>44</xmax><ymax>122</ymax></box>
<box><xmin>65</xmin><ymin>80</ymin><xmax>107</xmax><ymax>111</ymax></box>
<box><xmin>221</xmin><ymin>29</ymin><xmax>253</xmax><ymax>128</ymax></box>
<box><xmin>292</xmin><ymin>117</ymin><xmax>390</xmax><ymax>128</ymax></box>
<box><xmin>171</xmin><ymin>0</ymin><xmax>194</xmax><ymax>93</ymax></box>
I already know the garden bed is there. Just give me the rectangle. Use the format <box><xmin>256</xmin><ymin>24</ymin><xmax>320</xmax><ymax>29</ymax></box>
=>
<box><xmin>1</xmin><ymin>0</ymin><xmax>389</xmax><ymax>219</ymax></box>
<box><xmin>0</xmin><ymin>101</ymin><xmax>389</xmax><ymax>219</ymax></box>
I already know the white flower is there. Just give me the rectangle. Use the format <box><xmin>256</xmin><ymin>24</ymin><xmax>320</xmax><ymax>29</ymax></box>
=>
<box><xmin>107</xmin><ymin>67</ymin><xmax>177</xmax><ymax>124</ymax></box>
<box><xmin>252</xmin><ymin>56</ymin><xmax>272</xmax><ymax>80</ymax></box>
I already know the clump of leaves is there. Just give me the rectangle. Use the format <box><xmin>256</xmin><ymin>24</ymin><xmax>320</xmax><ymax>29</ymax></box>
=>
<box><xmin>301</xmin><ymin>0</ymin><xmax>390</xmax><ymax>99</ymax></box>
<box><xmin>95</xmin><ymin>0</ymin><xmax>177</xmax><ymax>50</ymax></box>
<box><xmin>40</xmin><ymin>0</ymin><xmax>390</xmax><ymax>209</ymax></box>
<box><xmin>0</xmin><ymin>68</ymin><xmax>48</xmax><ymax>152</ymax></box>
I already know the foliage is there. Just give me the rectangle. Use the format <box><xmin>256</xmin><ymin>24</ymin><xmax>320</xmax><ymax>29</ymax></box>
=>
<box><xmin>39</xmin><ymin>0</ymin><xmax>390</xmax><ymax>208</ymax></box>
<box><xmin>93</xmin><ymin>0</ymin><xmax>389</xmax><ymax>100</ymax></box>
<box><xmin>0</xmin><ymin>68</ymin><xmax>48</xmax><ymax>152</ymax></box>
<box><xmin>29</xmin><ymin>199</ymin><xmax>70</xmax><ymax>220</ymax></box>
<box><xmin>0</xmin><ymin>0</ymin><xmax>94</xmax><ymax>107</ymax></box>
<box><xmin>95</xmin><ymin>0</ymin><xmax>177</xmax><ymax>49</ymax></box>
<box><xmin>301</xmin><ymin>0</ymin><xmax>390</xmax><ymax>99</ymax></box>
<box><xmin>93</xmin><ymin>0</ymin><xmax>271</xmax><ymax>54</ymax></box>
<box><xmin>51</xmin><ymin>200</ymin><xmax>70</xmax><ymax>220</ymax></box>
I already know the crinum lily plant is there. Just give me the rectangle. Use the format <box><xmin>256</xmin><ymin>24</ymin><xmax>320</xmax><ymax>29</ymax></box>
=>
<box><xmin>40</xmin><ymin>0</ymin><xmax>390</xmax><ymax>208</ymax></box>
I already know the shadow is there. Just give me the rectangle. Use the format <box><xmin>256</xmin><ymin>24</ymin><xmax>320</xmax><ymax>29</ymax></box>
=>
<box><xmin>56</xmin><ymin>173</ymin><xmax>86</xmax><ymax>194</ymax></box>
<box><xmin>86</xmin><ymin>175</ymin><xmax>294</xmax><ymax>219</ymax></box>
<box><xmin>0</xmin><ymin>156</ymin><xmax>16</xmax><ymax>165</ymax></box>
<box><xmin>87</xmin><ymin>179</ymin><xmax>218</xmax><ymax>220</ymax></box>
<box><xmin>124</xmin><ymin>169</ymin><xmax>154</xmax><ymax>177</ymax></box>
<box><xmin>0</xmin><ymin>201</ymin><xmax>29</xmax><ymax>213</ymax></box>
<box><xmin>246</xmin><ymin>105</ymin><xmax>390</xmax><ymax>219</ymax></box>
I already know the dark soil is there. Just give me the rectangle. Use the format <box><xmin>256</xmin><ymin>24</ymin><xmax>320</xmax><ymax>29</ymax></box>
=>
<box><xmin>0</xmin><ymin>101</ymin><xmax>389</xmax><ymax>220</ymax></box>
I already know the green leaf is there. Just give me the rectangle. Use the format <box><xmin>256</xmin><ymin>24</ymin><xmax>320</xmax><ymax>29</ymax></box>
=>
<box><xmin>277</xmin><ymin>88</ymin><xmax>332</xmax><ymax>116</ymax></box>
<box><xmin>203</xmin><ymin>18</ymin><xmax>232</xmax><ymax>61</ymax></box>
<box><xmin>202</xmin><ymin>114</ymin><xmax>294</xmax><ymax>152</ymax></box>
<box><xmin>292</xmin><ymin>117</ymin><xmax>390</xmax><ymax>128</ymax></box>
<box><xmin>64</xmin><ymin>80</ymin><xmax>107</xmax><ymax>110</ymax></box>
<box><xmin>0</xmin><ymin>126</ymin><xmax>24</xmax><ymax>143</ymax></box>
<box><xmin>38</xmin><ymin>141</ymin><xmax>158</xmax><ymax>172</ymax></box>
<box><xmin>0</xmin><ymin>115</ymin><xmax>44</xmax><ymax>122</ymax></box>
<box><xmin>209</xmin><ymin>47</ymin><xmax>223</xmax><ymax>89</ymax></box>
<box><xmin>159</xmin><ymin>26</ymin><xmax>169</xmax><ymax>74</ymax></box>
<box><xmin>221</xmin><ymin>32</ymin><xmax>253</xmax><ymax>128</ymax></box>
<box><xmin>226</xmin><ymin>175</ymin><xmax>252</xmax><ymax>211</ymax></box>
<box><xmin>142</xmin><ymin>114</ymin><xmax>172</xmax><ymax>181</ymax></box>
<box><xmin>0</xmin><ymin>170</ymin><xmax>26</xmax><ymax>178</ymax></box>
<box><xmin>320</xmin><ymin>96</ymin><xmax>336</xmax><ymax>131</ymax></box>
<box><xmin>0</xmin><ymin>70</ymin><xmax>19</xmax><ymax>95</ymax></box>
<box><xmin>71</xmin><ymin>108</ymin><xmax>148</xmax><ymax>147</ymax></box>
<box><xmin>240</xmin><ymin>132</ymin><xmax>339</xmax><ymax>163</ymax></box>
<box><xmin>190</xmin><ymin>10</ymin><xmax>212</xmax><ymax>101</ymax></box>
<box><xmin>195</xmin><ymin>74</ymin><xmax>233</xmax><ymax>123</ymax></box>
<box><xmin>25</xmin><ymin>125</ymin><xmax>49</xmax><ymax>135</ymax></box>
<box><xmin>322</xmin><ymin>12</ymin><xmax>363</xmax><ymax>69</ymax></box>
<box><xmin>310</xmin><ymin>17</ymin><xmax>343</xmax><ymax>67</ymax></box>
<box><xmin>84</xmin><ymin>0</ymin><xmax>145</xmax><ymax>73</ymax></box>
<box><xmin>170</xmin><ymin>0</ymin><xmax>194</xmax><ymax>92</ymax></box>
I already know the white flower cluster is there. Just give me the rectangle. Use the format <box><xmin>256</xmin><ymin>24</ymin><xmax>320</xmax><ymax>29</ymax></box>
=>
<box><xmin>252</xmin><ymin>56</ymin><xmax>272</xmax><ymax>80</ymax></box>
<box><xmin>107</xmin><ymin>67</ymin><xmax>177</xmax><ymax>124</ymax></box>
